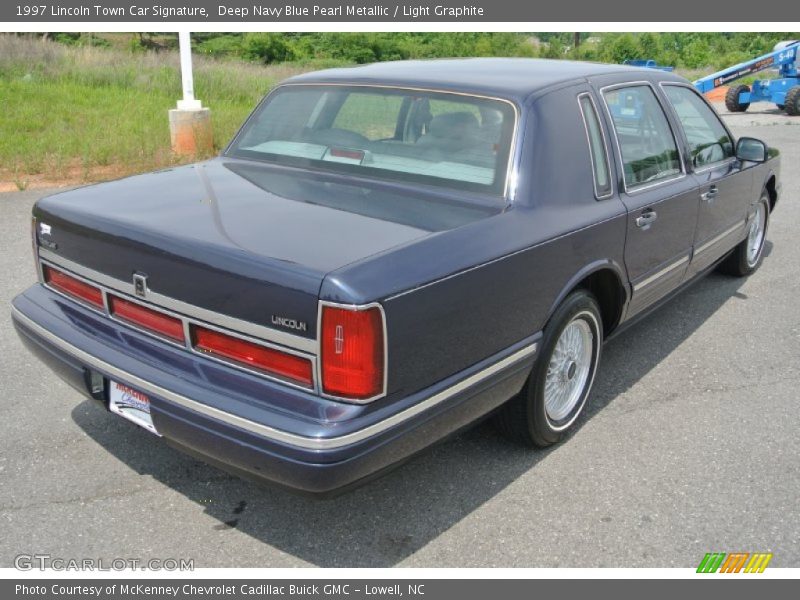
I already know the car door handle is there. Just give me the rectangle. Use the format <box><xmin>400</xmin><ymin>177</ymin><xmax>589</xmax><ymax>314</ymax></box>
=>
<box><xmin>636</xmin><ymin>210</ymin><xmax>658</xmax><ymax>228</ymax></box>
<box><xmin>701</xmin><ymin>185</ymin><xmax>719</xmax><ymax>202</ymax></box>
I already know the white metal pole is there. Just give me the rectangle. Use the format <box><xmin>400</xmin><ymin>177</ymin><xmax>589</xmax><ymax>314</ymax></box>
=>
<box><xmin>177</xmin><ymin>31</ymin><xmax>201</xmax><ymax>110</ymax></box>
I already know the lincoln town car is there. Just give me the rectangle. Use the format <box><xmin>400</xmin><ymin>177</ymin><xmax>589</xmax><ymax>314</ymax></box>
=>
<box><xmin>11</xmin><ymin>59</ymin><xmax>780</xmax><ymax>494</ymax></box>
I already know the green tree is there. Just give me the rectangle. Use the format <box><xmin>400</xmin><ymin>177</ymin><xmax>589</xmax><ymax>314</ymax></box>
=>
<box><xmin>681</xmin><ymin>39</ymin><xmax>711</xmax><ymax>69</ymax></box>
<box><xmin>602</xmin><ymin>34</ymin><xmax>639</xmax><ymax>63</ymax></box>
<box><xmin>541</xmin><ymin>37</ymin><xmax>564</xmax><ymax>59</ymax></box>
<box><xmin>242</xmin><ymin>33</ymin><xmax>292</xmax><ymax>63</ymax></box>
<box><xmin>637</xmin><ymin>32</ymin><xmax>660</xmax><ymax>59</ymax></box>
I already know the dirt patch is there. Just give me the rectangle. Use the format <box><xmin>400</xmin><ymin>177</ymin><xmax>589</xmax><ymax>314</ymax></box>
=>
<box><xmin>704</xmin><ymin>86</ymin><xmax>729</xmax><ymax>102</ymax></box>
<box><xmin>0</xmin><ymin>165</ymin><xmax>123</xmax><ymax>192</ymax></box>
<box><xmin>0</xmin><ymin>155</ymin><xmax>193</xmax><ymax>193</ymax></box>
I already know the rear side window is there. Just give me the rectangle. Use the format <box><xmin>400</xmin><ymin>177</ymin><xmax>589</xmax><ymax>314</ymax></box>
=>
<box><xmin>603</xmin><ymin>85</ymin><xmax>682</xmax><ymax>189</ymax></box>
<box><xmin>578</xmin><ymin>94</ymin><xmax>612</xmax><ymax>198</ymax></box>
<box><xmin>662</xmin><ymin>85</ymin><xmax>734</xmax><ymax>168</ymax></box>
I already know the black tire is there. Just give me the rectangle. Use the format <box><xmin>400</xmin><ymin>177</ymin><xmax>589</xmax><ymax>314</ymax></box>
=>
<box><xmin>725</xmin><ymin>84</ymin><xmax>751</xmax><ymax>112</ymax></box>
<box><xmin>785</xmin><ymin>86</ymin><xmax>800</xmax><ymax>116</ymax></box>
<box><xmin>719</xmin><ymin>192</ymin><xmax>770</xmax><ymax>277</ymax></box>
<box><xmin>495</xmin><ymin>290</ymin><xmax>603</xmax><ymax>447</ymax></box>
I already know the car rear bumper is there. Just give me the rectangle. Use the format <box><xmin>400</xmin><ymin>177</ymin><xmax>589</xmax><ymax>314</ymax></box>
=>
<box><xmin>11</xmin><ymin>285</ymin><xmax>537</xmax><ymax>495</ymax></box>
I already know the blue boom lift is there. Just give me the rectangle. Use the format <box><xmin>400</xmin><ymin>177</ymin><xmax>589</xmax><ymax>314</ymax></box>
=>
<box><xmin>692</xmin><ymin>40</ymin><xmax>800</xmax><ymax>115</ymax></box>
<box><xmin>623</xmin><ymin>59</ymin><xmax>674</xmax><ymax>72</ymax></box>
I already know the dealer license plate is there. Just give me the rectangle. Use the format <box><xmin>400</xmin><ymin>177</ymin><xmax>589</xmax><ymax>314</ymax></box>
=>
<box><xmin>108</xmin><ymin>380</ymin><xmax>160</xmax><ymax>436</ymax></box>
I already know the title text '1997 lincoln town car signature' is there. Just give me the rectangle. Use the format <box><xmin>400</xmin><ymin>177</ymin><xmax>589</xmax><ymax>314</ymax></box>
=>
<box><xmin>12</xmin><ymin>59</ymin><xmax>781</xmax><ymax>494</ymax></box>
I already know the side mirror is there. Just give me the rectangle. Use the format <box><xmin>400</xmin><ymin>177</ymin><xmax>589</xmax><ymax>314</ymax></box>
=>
<box><xmin>736</xmin><ymin>137</ymin><xmax>768</xmax><ymax>163</ymax></box>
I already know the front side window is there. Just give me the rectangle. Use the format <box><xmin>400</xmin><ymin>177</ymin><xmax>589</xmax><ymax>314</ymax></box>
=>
<box><xmin>603</xmin><ymin>85</ymin><xmax>681</xmax><ymax>189</ymax></box>
<box><xmin>662</xmin><ymin>85</ymin><xmax>734</xmax><ymax>168</ymax></box>
<box><xmin>228</xmin><ymin>85</ymin><xmax>516</xmax><ymax>196</ymax></box>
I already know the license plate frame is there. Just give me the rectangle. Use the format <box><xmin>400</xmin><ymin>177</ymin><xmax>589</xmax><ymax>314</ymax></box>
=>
<box><xmin>108</xmin><ymin>380</ymin><xmax>160</xmax><ymax>436</ymax></box>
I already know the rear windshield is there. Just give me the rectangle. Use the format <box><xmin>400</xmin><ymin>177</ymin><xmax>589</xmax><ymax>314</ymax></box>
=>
<box><xmin>226</xmin><ymin>85</ymin><xmax>517</xmax><ymax>196</ymax></box>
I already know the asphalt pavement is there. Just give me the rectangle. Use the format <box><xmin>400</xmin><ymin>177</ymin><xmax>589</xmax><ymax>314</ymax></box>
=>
<box><xmin>1</xmin><ymin>117</ymin><xmax>798</xmax><ymax>568</ymax></box>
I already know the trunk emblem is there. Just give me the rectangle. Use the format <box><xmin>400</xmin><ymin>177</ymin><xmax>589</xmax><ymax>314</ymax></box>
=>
<box><xmin>334</xmin><ymin>325</ymin><xmax>344</xmax><ymax>354</ymax></box>
<box><xmin>271</xmin><ymin>315</ymin><xmax>308</xmax><ymax>332</ymax></box>
<box><xmin>39</xmin><ymin>223</ymin><xmax>52</xmax><ymax>236</ymax></box>
<box><xmin>133</xmin><ymin>273</ymin><xmax>148</xmax><ymax>298</ymax></box>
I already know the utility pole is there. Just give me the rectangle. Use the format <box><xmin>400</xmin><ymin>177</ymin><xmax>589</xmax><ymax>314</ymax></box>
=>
<box><xmin>169</xmin><ymin>31</ymin><xmax>212</xmax><ymax>155</ymax></box>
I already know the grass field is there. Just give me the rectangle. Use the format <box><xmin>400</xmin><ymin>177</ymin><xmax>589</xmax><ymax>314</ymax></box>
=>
<box><xmin>0</xmin><ymin>34</ymin><xmax>730</xmax><ymax>190</ymax></box>
<box><xmin>0</xmin><ymin>35</ymin><xmax>312</xmax><ymax>189</ymax></box>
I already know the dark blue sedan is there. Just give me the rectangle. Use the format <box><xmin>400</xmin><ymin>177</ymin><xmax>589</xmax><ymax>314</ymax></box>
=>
<box><xmin>12</xmin><ymin>59</ymin><xmax>780</xmax><ymax>494</ymax></box>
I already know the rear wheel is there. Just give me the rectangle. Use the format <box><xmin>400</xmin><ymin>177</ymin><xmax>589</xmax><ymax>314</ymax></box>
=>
<box><xmin>719</xmin><ymin>192</ymin><xmax>770</xmax><ymax>277</ymax></box>
<box><xmin>725</xmin><ymin>84</ymin><xmax>751</xmax><ymax>112</ymax></box>
<box><xmin>785</xmin><ymin>86</ymin><xmax>800</xmax><ymax>116</ymax></box>
<box><xmin>495</xmin><ymin>290</ymin><xmax>602</xmax><ymax>447</ymax></box>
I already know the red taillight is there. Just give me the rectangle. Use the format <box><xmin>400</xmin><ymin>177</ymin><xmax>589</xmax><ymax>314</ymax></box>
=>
<box><xmin>43</xmin><ymin>265</ymin><xmax>104</xmax><ymax>309</ymax></box>
<box><xmin>320</xmin><ymin>305</ymin><xmax>385</xmax><ymax>401</ymax></box>
<box><xmin>192</xmin><ymin>326</ymin><xmax>313</xmax><ymax>387</ymax></box>
<box><xmin>109</xmin><ymin>296</ymin><xmax>184</xmax><ymax>342</ymax></box>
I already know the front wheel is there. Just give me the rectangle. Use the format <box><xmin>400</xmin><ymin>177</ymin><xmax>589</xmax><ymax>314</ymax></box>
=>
<box><xmin>719</xmin><ymin>192</ymin><xmax>770</xmax><ymax>277</ymax></box>
<box><xmin>495</xmin><ymin>290</ymin><xmax>603</xmax><ymax>447</ymax></box>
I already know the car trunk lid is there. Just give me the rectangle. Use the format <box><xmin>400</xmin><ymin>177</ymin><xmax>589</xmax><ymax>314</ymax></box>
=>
<box><xmin>34</xmin><ymin>159</ymin><xmax>499</xmax><ymax>340</ymax></box>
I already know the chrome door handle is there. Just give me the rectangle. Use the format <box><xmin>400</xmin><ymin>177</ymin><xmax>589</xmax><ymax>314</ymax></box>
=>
<box><xmin>636</xmin><ymin>210</ymin><xmax>658</xmax><ymax>228</ymax></box>
<box><xmin>701</xmin><ymin>185</ymin><xmax>719</xmax><ymax>202</ymax></box>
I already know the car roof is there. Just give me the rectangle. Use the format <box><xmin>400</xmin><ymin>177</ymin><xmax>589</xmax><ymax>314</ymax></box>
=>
<box><xmin>282</xmin><ymin>58</ymin><xmax>687</xmax><ymax>103</ymax></box>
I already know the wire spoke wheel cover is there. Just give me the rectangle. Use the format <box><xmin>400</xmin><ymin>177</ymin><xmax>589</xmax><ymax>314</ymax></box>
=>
<box><xmin>747</xmin><ymin>202</ymin><xmax>767</xmax><ymax>267</ymax></box>
<box><xmin>544</xmin><ymin>314</ymin><xmax>595</xmax><ymax>424</ymax></box>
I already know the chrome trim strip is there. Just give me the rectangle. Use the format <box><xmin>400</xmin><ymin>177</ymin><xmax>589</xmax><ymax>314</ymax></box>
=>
<box><xmin>181</xmin><ymin>319</ymin><xmax>192</xmax><ymax>351</ymax></box>
<box><xmin>623</xmin><ymin>173</ymin><xmax>686</xmax><ymax>194</ymax></box>
<box><xmin>692</xmin><ymin>157</ymin><xmax>737</xmax><ymax>176</ymax></box>
<box><xmin>316</xmin><ymin>300</ymin><xmax>389</xmax><ymax>404</ymax></box>
<box><xmin>577</xmin><ymin>92</ymin><xmax>614</xmax><ymax>200</ymax></box>
<box><xmin>599</xmin><ymin>81</ymin><xmax>687</xmax><ymax>195</ymax></box>
<box><xmin>228</xmin><ymin>82</ymin><xmax>521</xmax><ymax>201</ymax></box>
<box><xmin>39</xmin><ymin>256</ymin><xmax>318</xmax><ymax>394</ymax></box>
<box><xmin>694</xmin><ymin>220</ymin><xmax>746</xmax><ymax>257</ymax></box>
<box><xmin>37</xmin><ymin>248</ymin><xmax>317</xmax><ymax>354</ymax></box>
<box><xmin>632</xmin><ymin>254</ymin><xmax>690</xmax><ymax>292</ymax></box>
<box><xmin>12</xmin><ymin>305</ymin><xmax>537</xmax><ymax>451</ymax></box>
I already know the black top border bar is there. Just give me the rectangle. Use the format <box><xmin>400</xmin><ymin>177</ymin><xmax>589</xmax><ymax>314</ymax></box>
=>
<box><xmin>1</xmin><ymin>0</ymin><xmax>795</xmax><ymax>22</ymax></box>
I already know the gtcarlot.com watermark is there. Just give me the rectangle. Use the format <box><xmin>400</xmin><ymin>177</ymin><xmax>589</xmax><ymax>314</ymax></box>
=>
<box><xmin>14</xmin><ymin>554</ymin><xmax>194</xmax><ymax>571</ymax></box>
